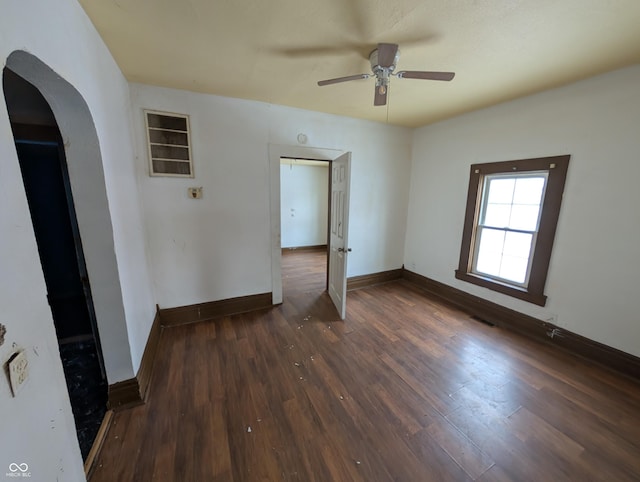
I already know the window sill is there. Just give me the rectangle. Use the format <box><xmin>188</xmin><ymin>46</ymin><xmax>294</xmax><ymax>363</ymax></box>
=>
<box><xmin>454</xmin><ymin>270</ymin><xmax>547</xmax><ymax>306</ymax></box>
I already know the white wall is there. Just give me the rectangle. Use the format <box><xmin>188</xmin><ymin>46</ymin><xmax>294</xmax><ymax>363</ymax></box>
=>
<box><xmin>280</xmin><ymin>160</ymin><xmax>329</xmax><ymax>248</ymax></box>
<box><xmin>405</xmin><ymin>65</ymin><xmax>640</xmax><ymax>358</ymax></box>
<box><xmin>0</xmin><ymin>0</ymin><xmax>155</xmax><ymax>478</ymax></box>
<box><xmin>129</xmin><ymin>83</ymin><xmax>413</xmax><ymax>309</ymax></box>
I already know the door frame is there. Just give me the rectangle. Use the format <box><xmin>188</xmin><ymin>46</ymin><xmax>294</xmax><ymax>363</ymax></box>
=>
<box><xmin>269</xmin><ymin>144</ymin><xmax>346</xmax><ymax>304</ymax></box>
<box><xmin>5</xmin><ymin>51</ymin><xmax>135</xmax><ymax>382</ymax></box>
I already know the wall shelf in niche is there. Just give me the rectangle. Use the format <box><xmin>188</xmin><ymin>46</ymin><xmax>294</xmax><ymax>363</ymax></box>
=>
<box><xmin>144</xmin><ymin>110</ymin><xmax>194</xmax><ymax>178</ymax></box>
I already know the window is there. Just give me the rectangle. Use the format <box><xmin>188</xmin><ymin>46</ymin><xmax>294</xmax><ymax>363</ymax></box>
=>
<box><xmin>455</xmin><ymin>155</ymin><xmax>570</xmax><ymax>306</ymax></box>
<box><xmin>145</xmin><ymin>110</ymin><xmax>193</xmax><ymax>177</ymax></box>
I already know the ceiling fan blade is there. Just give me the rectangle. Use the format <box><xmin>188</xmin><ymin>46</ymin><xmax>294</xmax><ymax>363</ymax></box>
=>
<box><xmin>374</xmin><ymin>85</ymin><xmax>387</xmax><ymax>106</ymax></box>
<box><xmin>396</xmin><ymin>71</ymin><xmax>455</xmax><ymax>81</ymax></box>
<box><xmin>275</xmin><ymin>44</ymin><xmax>361</xmax><ymax>58</ymax></box>
<box><xmin>376</xmin><ymin>43</ymin><xmax>399</xmax><ymax>68</ymax></box>
<box><xmin>318</xmin><ymin>74</ymin><xmax>370</xmax><ymax>86</ymax></box>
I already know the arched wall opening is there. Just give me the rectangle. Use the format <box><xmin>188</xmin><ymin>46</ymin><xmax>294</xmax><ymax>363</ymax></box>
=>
<box><xmin>4</xmin><ymin>50</ymin><xmax>134</xmax><ymax>384</ymax></box>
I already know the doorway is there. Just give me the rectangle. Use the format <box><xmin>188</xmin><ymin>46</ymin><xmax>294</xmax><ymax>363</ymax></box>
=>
<box><xmin>280</xmin><ymin>158</ymin><xmax>330</xmax><ymax>297</ymax></box>
<box><xmin>269</xmin><ymin>145</ymin><xmax>351</xmax><ymax>317</ymax></box>
<box><xmin>3</xmin><ymin>68</ymin><xmax>107</xmax><ymax>460</ymax></box>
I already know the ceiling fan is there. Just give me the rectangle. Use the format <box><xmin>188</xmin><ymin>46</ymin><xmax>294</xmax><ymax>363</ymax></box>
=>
<box><xmin>317</xmin><ymin>43</ymin><xmax>455</xmax><ymax>106</ymax></box>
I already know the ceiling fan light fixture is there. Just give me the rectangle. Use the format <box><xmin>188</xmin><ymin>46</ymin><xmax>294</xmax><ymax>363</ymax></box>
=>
<box><xmin>376</xmin><ymin>69</ymin><xmax>390</xmax><ymax>91</ymax></box>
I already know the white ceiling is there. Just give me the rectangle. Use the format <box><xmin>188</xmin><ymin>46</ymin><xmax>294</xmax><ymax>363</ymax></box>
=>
<box><xmin>78</xmin><ymin>0</ymin><xmax>640</xmax><ymax>128</ymax></box>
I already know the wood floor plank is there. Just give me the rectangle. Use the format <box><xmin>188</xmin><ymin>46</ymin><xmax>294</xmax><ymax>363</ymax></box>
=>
<box><xmin>508</xmin><ymin>406</ymin><xmax>585</xmax><ymax>458</ymax></box>
<box><xmin>282</xmin><ymin>397</ymin><xmax>332</xmax><ymax>482</ymax></box>
<box><xmin>425</xmin><ymin>415</ymin><xmax>495</xmax><ymax>480</ymax></box>
<box><xmin>515</xmin><ymin>383</ymin><xmax>640</xmax><ymax>479</ymax></box>
<box><xmin>444</xmin><ymin>402</ymin><xmax>563</xmax><ymax>481</ymax></box>
<box><xmin>449</xmin><ymin>381</ymin><xmax>522</xmax><ymax>419</ymax></box>
<box><xmin>379</xmin><ymin>351</ymin><xmax>463</xmax><ymax>416</ymax></box>
<box><xmin>475</xmin><ymin>463</ymin><xmax>516</xmax><ymax>482</ymax></box>
<box><xmin>90</xmin><ymin>249</ymin><xmax>640</xmax><ymax>481</ymax></box>
<box><xmin>370</xmin><ymin>382</ymin><xmax>425</xmax><ymax>435</ymax></box>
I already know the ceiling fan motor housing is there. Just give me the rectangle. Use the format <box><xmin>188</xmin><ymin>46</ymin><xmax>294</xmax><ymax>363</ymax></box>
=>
<box><xmin>369</xmin><ymin>48</ymin><xmax>400</xmax><ymax>74</ymax></box>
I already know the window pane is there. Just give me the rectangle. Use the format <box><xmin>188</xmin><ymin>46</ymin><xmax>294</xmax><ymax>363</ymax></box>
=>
<box><xmin>476</xmin><ymin>250</ymin><xmax>502</xmax><ymax>277</ymax></box>
<box><xmin>503</xmin><ymin>231</ymin><xmax>532</xmax><ymax>258</ymax></box>
<box><xmin>509</xmin><ymin>205</ymin><xmax>540</xmax><ymax>231</ymax></box>
<box><xmin>475</xmin><ymin>228</ymin><xmax>505</xmax><ymax>277</ymax></box>
<box><xmin>513</xmin><ymin>177</ymin><xmax>545</xmax><ymax>205</ymax></box>
<box><xmin>483</xmin><ymin>204</ymin><xmax>511</xmax><ymax>228</ymax></box>
<box><xmin>476</xmin><ymin>229</ymin><xmax>532</xmax><ymax>283</ymax></box>
<box><xmin>487</xmin><ymin>178</ymin><xmax>515</xmax><ymax>204</ymax></box>
<box><xmin>499</xmin><ymin>255</ymin><xmax>529</xmax><ymax>284</ymax></box>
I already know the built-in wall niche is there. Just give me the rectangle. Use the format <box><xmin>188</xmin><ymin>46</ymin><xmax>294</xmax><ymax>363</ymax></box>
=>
<box><xmin>144</xmin><ymin>110</ymin><xmax>193</xmax><ymax>177</ymax></box>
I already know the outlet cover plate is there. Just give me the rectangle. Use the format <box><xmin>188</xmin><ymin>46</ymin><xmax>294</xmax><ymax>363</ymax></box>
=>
<box><xmin>8</xmin><ymin>350</ymin><xmax>29</xmax><ymax>396</ymax></box>
<box><xmin>188</xmin><ymin>187</ymin><xmax>203</xmax><ymax>199</ymax></box>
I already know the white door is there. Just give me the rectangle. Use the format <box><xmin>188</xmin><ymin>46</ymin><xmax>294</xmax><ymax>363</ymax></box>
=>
<box><xmin>328</xmin><ymin>152</ymin><xmax>351</xmax><ymax>319</ymax></box>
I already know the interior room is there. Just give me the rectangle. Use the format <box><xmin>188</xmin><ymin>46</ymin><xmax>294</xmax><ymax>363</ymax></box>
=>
<box><xmin>1</xmin><ymin>0</ymin><xmax>639</xmax><ymax>480</ymax></box>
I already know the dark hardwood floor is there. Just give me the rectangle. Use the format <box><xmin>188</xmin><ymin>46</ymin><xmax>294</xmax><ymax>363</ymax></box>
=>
<box><xmin>282</xmin><ymin>247</ymin><xmax>328</xmax><ymax>297</ymax></box>
<box><xmin>91</xmin><ymin>248</ymin><xmax>640</xmax><ymax>481</ymax></box>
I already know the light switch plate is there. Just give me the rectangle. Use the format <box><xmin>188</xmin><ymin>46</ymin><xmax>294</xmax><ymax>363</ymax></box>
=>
<box><xmin>8</xmin><ymin>350</ymin><xmax>29</xmax><ymax>397</ymax></box>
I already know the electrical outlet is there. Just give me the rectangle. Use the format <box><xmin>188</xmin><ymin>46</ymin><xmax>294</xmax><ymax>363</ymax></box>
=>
<box><xmin>8</xmin><ymin>350</ymin><xmax>29</xmax><ymax>396</ymax></box>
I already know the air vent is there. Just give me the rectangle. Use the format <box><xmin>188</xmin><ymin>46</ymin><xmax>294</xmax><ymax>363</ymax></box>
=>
<box><xmin>470</xmin><ymin>315</ymin><xmax>495</xmax><ymax>327</ymax></box>
<box><xmin>144</xmin><ymin>110</ymin><xmax>193</xmax><ymax>177</ymax></box>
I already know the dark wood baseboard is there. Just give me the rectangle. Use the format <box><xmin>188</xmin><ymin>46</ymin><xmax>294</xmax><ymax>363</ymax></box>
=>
<box><xmin>347</xmin><ymin>269</ymin><xmax>403</xmax><ymax>291</ymax></box>
<box><xmin>159</xmin><ymin>292</ymin><xmax>273</xmax><ymax>327</ymax></box>
<box><xmin>402</xmin><ymin>269</ymin><xmax>640</xmax><ymax>383</ymax></box>
<box><xmin>84</xmin><ymin>409</ymin><xmax>113</xmax><ymax>479</ymax></box>
<box><xmin>107</xmin><ymin>307</ymin><xmax>161</xmax><ymax>411</ymax></box>
<box><xmin>402</xmin><ymin>269</ymin><xmax>550</xmax><ymax>340</ymax></box>
<box><xmin>136</xmin><ymin>306</ymin><xmax>162</xmax><ymax>402</ymax></box>
<box><xmin>282</xmin><ymin>245</ymin><xmax>327</xmax><ymax>253</ymax></box>
<box><xmin>107</xmin><ymin>378</ymin><xmax>143</xmax><ymax>411</ymax></box>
